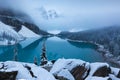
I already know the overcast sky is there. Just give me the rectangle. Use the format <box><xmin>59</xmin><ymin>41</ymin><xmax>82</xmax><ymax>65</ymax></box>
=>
<box><xmin>0</xmin><ymin>0</ymin><xmax>120</xmax><ymax>32</ymax></box>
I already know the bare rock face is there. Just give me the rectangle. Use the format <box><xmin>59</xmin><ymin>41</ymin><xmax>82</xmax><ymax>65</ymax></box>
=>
<box><xmin>117</xmin><ymin>70</ymin><xmax>120</xmax><ymax>78</ymax></box>
<box><xmin>0</xmin><ymin>71</ymin><xmax>18</xmax><ymax>80</ymax></box>
<box><xmin>93</xmin><ymin>66</ymin><xmax>111</xmax><ymax>77</ymax></box>
<box><xmin>70</xmin><ymin>64</ymin><xmax>89</xmax><ymax>80</ymax></box>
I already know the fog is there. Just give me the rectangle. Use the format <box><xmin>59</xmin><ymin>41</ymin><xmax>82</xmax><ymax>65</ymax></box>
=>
<box><xmin>0</xmin><ymin>0</ymin><xmax>120</xmax><ymax>32</ymax></box>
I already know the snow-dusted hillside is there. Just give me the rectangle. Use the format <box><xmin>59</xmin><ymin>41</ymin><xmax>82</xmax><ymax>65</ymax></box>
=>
<box><xmin>0</xmin><ymin>21</ymin><xmax>24</xmax><ymax>45</ymax></box>
<box><xmin>0</xmin><ymin>21</ymin><xmax>42</xmax><ymax>45</ymax></box>
<box><xmin>18</xmin><ymin>25</ymin><xmax>41</xmax><ymax>38</ymax></box>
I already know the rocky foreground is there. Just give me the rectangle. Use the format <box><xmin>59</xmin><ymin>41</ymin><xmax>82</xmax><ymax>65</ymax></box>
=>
<box><xmin>0</xmin><ymin>59</ymin><xmax>120</xmax><ymax>80</ymax></box>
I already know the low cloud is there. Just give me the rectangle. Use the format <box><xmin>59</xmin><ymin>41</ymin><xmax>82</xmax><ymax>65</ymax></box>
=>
<box><xmin>0</xmin><ymin>0</ymin><xmax>120</xmax><ymax>31</ymax></box>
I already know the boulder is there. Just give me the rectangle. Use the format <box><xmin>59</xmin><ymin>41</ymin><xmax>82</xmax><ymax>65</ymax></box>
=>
<box><xmin>0</xmin><ymin>71</ymin><xmax>18</xmax><ymax>80</ymax></box>
<box><xmin>54</xmin><ymin>69</ymin><xmax>75</xmax><ymax>80</ymax></box>
<box><xmin>88</xmin><ymin>63</ymin><xmax>111</xmax><ymax>77</ymax></box>
<box><xmin>117</xmin><ymin>70</ymin><xmax>120</xmax><ymax>78</ymax></box>
<box><xmin>93</xmin><ymin>65</ymin><xmax>111</xmax><ymax>77</ymax></box>
<box><xmin>70</xmin><ymin>64</ymin><xmax>89</xmax><ymax>80</ymax></box>
<box><xmin>50</xmin><ymin>59</ymin><xmax>89</xmax><ymax>80</ymax></box>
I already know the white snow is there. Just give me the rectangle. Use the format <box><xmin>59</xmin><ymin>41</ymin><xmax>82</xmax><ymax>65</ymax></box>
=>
<box><xmin>0</xmin><ymin>59</ymin><xmax>120</xmax><ymax>80</ymax></box>
<box><xmin>0</xmin><ymin>61</ymin><xmax>56</xmax><ymax>80</ymax></box>
<box><xmin>0</xmin><ymin>22</ymin><xmax>22</xmax><ymax>40</ymax></box>
<box><xmin>50</xmin><ymin>59</ymin><xmax>89</xmax><ymax>74</ymax></box>
<box><xmin>85</xmin><ymin>77</ymin><xmax>110</xmax><ymax>80</ymax></box>
<box><xmin>50</xmin><ymin>59</ymin><xmax>120</xmax><ymax>80</ymax></box>
<box><xmin>50</xmin><ymin>59</ymin><xmax>89</xmax><ymax>80</ymax></box>
<box><xmin>0</xmin><ymin>39</ymin><xmax>16</xmax><ymax>45</ymax></box>
<box><xmin>88</xmin><ymin>63</ymin><xmax>109</xmax><ymax>76</ymax></box>
<box><xmin>0</xmin><ymin>21</ymin><xmax>23</xmax><ymax>45</ymax></box>
<box><xmin>18</xmin><ymin>25</ymin><xmax>41</xmax><ymax>38</ymax></box>
<box><xmin>111</xmin><ymin>67</ymin><xmax>120</xmax><ymax>76</ymax></box>
<box><xmin>57</xmin><ymin>69</ymin><xmax>75</xmax><ymax>80</ymax></box>
<box><xmin>109</xmin><ymin>74</ymin><xmax>120</xmax><ymax>80</ymax></box>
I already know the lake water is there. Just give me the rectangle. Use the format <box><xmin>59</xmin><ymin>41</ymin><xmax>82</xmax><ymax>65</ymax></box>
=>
<box><xmin>0</xmin><ymin>37</ymin><xmax>104</xmax><ymax>63</ymax></box>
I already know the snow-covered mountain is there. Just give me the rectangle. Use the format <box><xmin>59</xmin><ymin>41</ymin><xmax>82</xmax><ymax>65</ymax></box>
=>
<box><xmin>0</xmin><ymin>8</ymin><xmax>50</xmax><ymax>36</ymax></box>
<box><xmin>39</xmin><ymin>7</ymin><xmax>59</xmax><ymax>20</ymax></box>
<box><xmin>0</xmin><ymin>21</ymin><xmax>24</xmax><ymax>45</ymax></box>
<box><xmin>0</xmin><ymin>7</ymin><xmax>53</xmax><ymax>45</ymax></box>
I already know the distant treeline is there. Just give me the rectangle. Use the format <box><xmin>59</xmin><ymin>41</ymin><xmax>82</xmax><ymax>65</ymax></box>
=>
<box><xmin>58</xmin><ymin>26</ymin><xmax>120</xmax><ymax>56</ymax></box>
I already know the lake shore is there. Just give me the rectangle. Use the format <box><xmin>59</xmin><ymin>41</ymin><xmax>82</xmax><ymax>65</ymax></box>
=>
<box><xmin>66</xmin><ymin>39</ymin><xmax>120</xmax><ymax>68</ymax></box>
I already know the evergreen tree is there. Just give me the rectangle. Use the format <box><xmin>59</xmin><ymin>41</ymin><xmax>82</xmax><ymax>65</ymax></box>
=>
<box><xmin>40</xmin><ymin>41</ymin><xmax>47</xmax><ymax>66</ymax></box>
<box><xmin>34</xmin><ymin>56</ymin><xmax>38</xmax><ymax>65</ymax></box>
<box><xmin>13</xmin><ymin>47</ymin><xmax>18</xmax><ymax>61</ymax></box>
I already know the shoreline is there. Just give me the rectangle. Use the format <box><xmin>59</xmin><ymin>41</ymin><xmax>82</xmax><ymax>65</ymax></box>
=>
<box><xmin>67</xmin><ymin>39</ymin><xmax>120</xmax><ymax>68</ymax></box>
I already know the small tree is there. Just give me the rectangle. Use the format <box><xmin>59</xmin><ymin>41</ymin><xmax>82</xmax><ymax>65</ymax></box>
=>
<box><xmin>40</xmin><ymin>41</ymin><xmax>48</xmax><ymax>66</ymax></box>
<box><xmin>13</xmin><ymin>47</ymin><xmax>18</xmax><ymax>61</ymax></box>
<box><xmin>34</xmin><ymin>56</ymin><xmax>38</xmax><ymax>65</ymax></box>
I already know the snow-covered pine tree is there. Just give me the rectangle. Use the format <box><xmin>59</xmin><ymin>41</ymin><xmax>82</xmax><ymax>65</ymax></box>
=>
<box><xmin>40</xmin><ymin>41</ymin><xmax>48</xmax><ymax>66</ymax></box>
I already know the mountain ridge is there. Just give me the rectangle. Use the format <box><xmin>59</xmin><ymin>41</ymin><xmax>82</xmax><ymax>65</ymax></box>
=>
<box><xmin>0</xmin><ymin>8</ymin><xmax>50</xmax><ymax>36</ymax></box>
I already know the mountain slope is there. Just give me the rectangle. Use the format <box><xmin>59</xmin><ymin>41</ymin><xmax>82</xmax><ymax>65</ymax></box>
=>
<box><xmin>0</xmin><ymin>8</ymin><xmax>50</xmax><ymax>36</ymax></box>
<box><xmin>59</xmin><ymin>26</ymin><xmax>120</xmax><ymax>55</ymax></box>
<box><xmin>18</xmin><ymin>26</ymin><xmax>40</xmax><ymax>38</ymax></box>
<box><xmin>58</xmin><ymin>26</ymin><xmax>120</xmax><ymax>67</ymax></box>
<box><xmin>0</xmin><ymin>21</ymin><xmax>23</xmax><ymax>45</ymax></box>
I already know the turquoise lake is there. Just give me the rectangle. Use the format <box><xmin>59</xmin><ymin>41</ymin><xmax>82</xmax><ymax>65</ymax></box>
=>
<box><xmin>0</xmin><ymin>37</ymin><xmax>104</xmax><ymax>63</ymax></box>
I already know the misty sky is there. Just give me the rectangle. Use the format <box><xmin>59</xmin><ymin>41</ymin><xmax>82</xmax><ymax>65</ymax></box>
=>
<box><xmin>0</xmin><ymin>0</ymin><xmax>120</xmax><ymax>32</ymax></box>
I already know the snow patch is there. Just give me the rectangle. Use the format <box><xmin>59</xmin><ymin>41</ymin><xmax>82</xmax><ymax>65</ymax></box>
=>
<box><xmin>85</xmin><ymin>76</ymin><xmax>110</xmax><ymax>80</ymax></box>
<box><xmin>18</xmin><ymin>26</ymin><xmax>41</xmax><ymax>38</ymax></box>
<box><xmin>0</xmin><ymin>21</ymin><xmax>23</xmax><ymax>45</ymax></box>
<box><xmin>57</xmin><ymin>69</ymin><xmax>75</xmax><ymax>80</ymax></box>
<box><xmin>50</xmin><ymin>58</ymin><xmax>89</xmax><ymax>75</ymax></box>
<box><xmin>0</xmin><ymin>61</ymin><xmax>56</xmax><ymax>80</ymax></box>
<box><xmin>111</xmin><ymin>67</ymin><xmax>120</xmax><ymax>76</ymax></box>
<box><xmin>89</xmin><ymin>63</ymin><xmax>109</xmax><ymax>76</ymax></box>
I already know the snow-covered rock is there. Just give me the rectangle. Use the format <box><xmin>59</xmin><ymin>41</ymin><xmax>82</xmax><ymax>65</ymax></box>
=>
<box><xmin>50</xmin><ymin>59</ymin><xmax>89</xmax><ymax>73</ymax></box>
<box><xmin>18</xmin><ymin>25</ymin><xmax>41</xmax><ymax>38</ymax></box>
<box><xmin>57</xmin><ymin>69</ymin><xmax>75</xmax><ymax>80</ymax></box>
<box><xmin>0</xmin><ymin>59</ymin><xmax>120</xmax><ymax>80</ymax></box>
<box><xmin>0</xmin><ymin>61</ymin><xmax>56</xmax><ymax>80</ymax></box>
<box><xmin>50</xmin><ymin>59</ymin><xmax>120</xmax><ymax>80</ymax></box>
<box><xmin>88</xmin><ymin>63</ymin><xmax>110</xmax><ymax>76</ymax></box>
<box><xmin>85</xmin><ymin>76</ymin><xmax>110</xmax><ymax>80</ymax></box>
<box><xmin>50</xmin><ymin>59</ymin><xmax>90</xmax><ymax>80</ymax></box>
